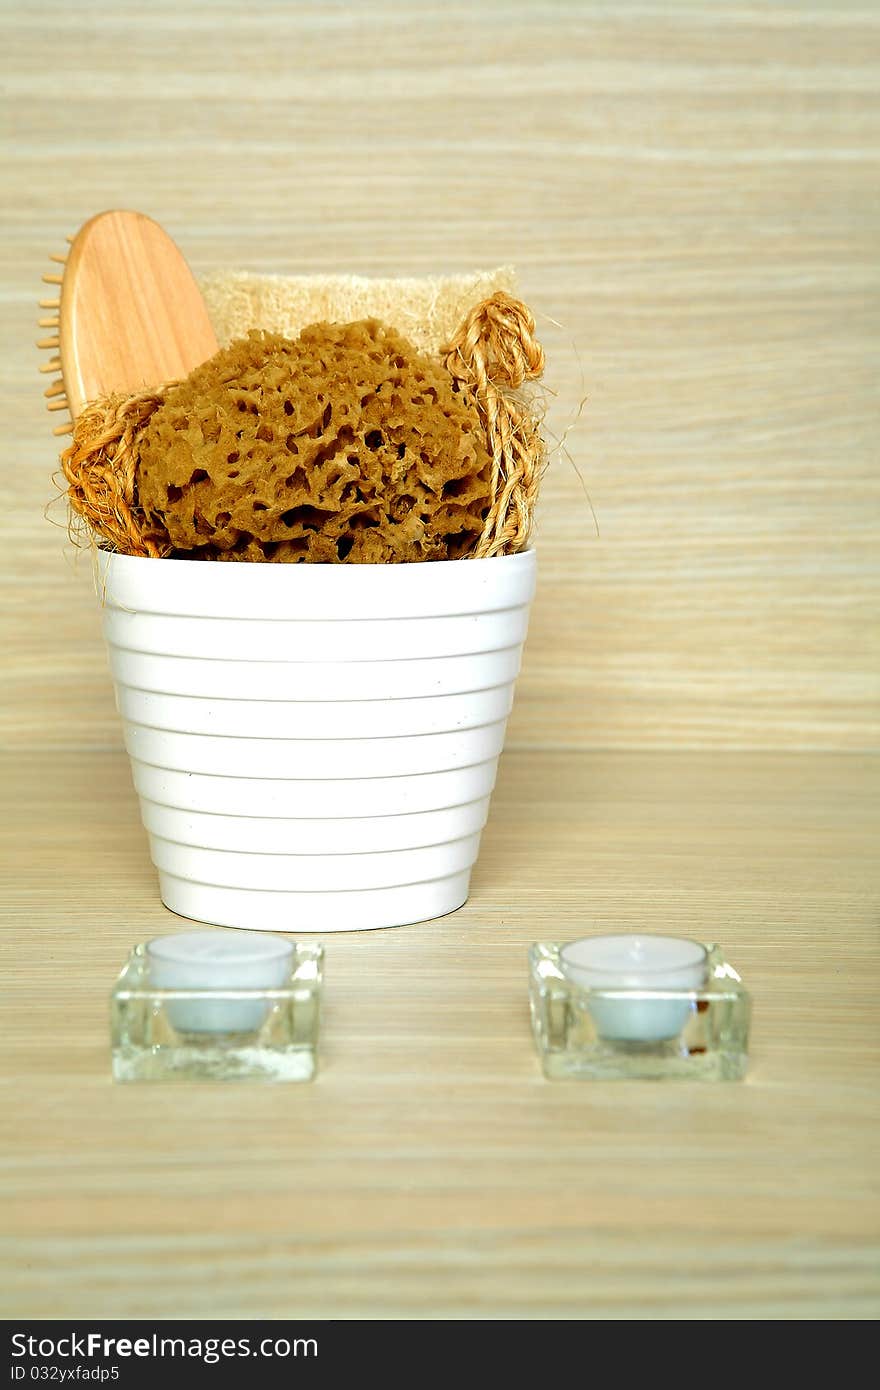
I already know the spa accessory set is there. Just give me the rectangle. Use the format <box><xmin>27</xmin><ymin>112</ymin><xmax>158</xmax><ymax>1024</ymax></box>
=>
<box><xmin>41</xmin><ymin>211</ymin><xmax>752</xmax><ymax>1084</ymax></box>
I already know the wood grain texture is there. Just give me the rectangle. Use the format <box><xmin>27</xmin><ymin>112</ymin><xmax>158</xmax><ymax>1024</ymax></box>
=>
<box><xmin>1</xmin><ymin>748</ymin><xmax>878</xmax><ymax>1319</ymax></box>
<box><xmin>1</xmin><ymin>0</ymin><xmax>878</xmax><ymax>750</ymax></box>
<box><xmin>1</xmin><ymin>0</ymin><xmax>879</xmax><ymax>1326</ymax></box>
<box><xmin>58</xmin><ymin>210</ymin><xmax>217</xmax><ymax>418</ymax></box>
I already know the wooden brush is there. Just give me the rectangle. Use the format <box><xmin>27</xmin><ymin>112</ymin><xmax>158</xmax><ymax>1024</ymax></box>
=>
<box><xmin>39</xmin><ymin>210</ymin><xmax>218</xmax><ymax>435</ymax></box>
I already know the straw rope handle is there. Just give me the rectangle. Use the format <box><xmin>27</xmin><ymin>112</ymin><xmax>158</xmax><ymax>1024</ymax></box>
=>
<box><xmin>444</xmin><ymin>291</ymin><xmax>546</xmax><ymax>558</ymax></box>
<box><xmin>59</xmin><ymin>291</ymin><xmax>546</xmax><ymax>560</ymax></box>
<box><xmin>60</xmin><ymin>388</ymin><xmax>169</xmax><ymax>557</ymax></box>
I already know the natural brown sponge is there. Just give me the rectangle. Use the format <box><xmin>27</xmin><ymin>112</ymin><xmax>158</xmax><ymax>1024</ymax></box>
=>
<box><xmin>59</xmin><ymin>291</ymin><xmax>547</xmax><ymax>562</ymax></box>
<box><xmin>135</xmin><ymin>320</ymin><xmax>493</xmax><ymax>563</ymax></box>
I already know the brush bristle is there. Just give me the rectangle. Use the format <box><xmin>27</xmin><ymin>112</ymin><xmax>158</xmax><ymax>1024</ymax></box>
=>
<box><xmin>40</xmin><ymin>243</ymin><xmax>73</xmax><ymax>438</ymax></box>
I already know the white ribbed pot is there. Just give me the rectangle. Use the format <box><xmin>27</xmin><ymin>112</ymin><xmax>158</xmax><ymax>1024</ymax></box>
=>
<box><xmin>98</xmin><ymin>548</ymin><xmax>536</xmax><ymax>932</ymax></box>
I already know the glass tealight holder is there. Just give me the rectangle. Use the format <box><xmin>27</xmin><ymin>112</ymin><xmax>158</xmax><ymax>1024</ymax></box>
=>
<box><xmin>529</xmin><ymin>941</ymin><xmax>751</xmax><ymax>1081</ymax></box>
<box><xmin>111</xmin><ymin>941</ymin><xmax>323</xmax><ymax>1083</ymax></box>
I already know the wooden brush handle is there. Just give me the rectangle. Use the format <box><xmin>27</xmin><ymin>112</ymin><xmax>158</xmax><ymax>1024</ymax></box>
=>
<box><xmin>59</xmin><ymin>210</ymin><xmax>218</xmax><ymax>418</ymax></box>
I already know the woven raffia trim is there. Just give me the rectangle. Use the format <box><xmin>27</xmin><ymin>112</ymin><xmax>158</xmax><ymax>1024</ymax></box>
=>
<box><xmin>443</xmin><ymin>292</ymin><xmax>546</xmax><ymax>558</ymax></box>
<box><xmin>60</xmin><ymin>389</ymin><xmax>172</xmax><ymax>558</ymax></box>
<box><xmin>59</xmin><ymin>291</ymin><xmax>545</xmax><ymax>561</ymax></box>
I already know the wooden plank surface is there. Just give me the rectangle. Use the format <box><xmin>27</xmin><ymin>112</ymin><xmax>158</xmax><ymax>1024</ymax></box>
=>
<box><xmin>1</xmin><ymin>748</ymin><xmax>878</xmax><ymax>1319</ymax></box>
<box><xmin>1</xmin><ymin>0</ymin><xmax>879</xmax><ymax>1324</ymax></box>
<box><xmin>1</xmin><ymin>0</ymin><xmax>878</xmax><ymax>749</ymax></box>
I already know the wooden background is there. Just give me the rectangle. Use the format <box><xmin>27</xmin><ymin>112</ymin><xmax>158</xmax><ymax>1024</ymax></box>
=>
<box><xmin>2</xmin><ymin>0</ymin><xmax>878</xmax><ymax>751</ymax></box>
<box><xmin>1</xmin><ymin>0</ymin><xmax>878</xmax><ymax>1323</ymax></box>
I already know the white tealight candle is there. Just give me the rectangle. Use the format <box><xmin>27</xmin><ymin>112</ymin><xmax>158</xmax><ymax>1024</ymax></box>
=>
<box><xmin>560</xmin><ymin>934</ymin><xmax>708</xmax><ymax>1043</ymax></box>
<box><xmin>147</xmin><ymin>931</ymin><xmax>294</xmax><ymax>1035</ymax></box>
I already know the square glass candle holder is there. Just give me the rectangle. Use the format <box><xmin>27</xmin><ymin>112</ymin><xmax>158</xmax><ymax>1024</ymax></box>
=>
<box><xmin>111</xmin><ymin>942</ymin><xmax>323</xmax><ymax>1083</ymax></box>
<box><xmin>529</xmin><ymin>942</ymin><xmax>750</xmax><ymax>1081</ymax></box>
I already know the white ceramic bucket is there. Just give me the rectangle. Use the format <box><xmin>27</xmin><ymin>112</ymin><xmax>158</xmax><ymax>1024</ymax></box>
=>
<box><xmin>98</xmin><ymin>549</ymin><xmax>536</xmax><ymax>932</ymax></box>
